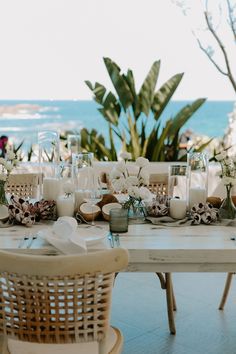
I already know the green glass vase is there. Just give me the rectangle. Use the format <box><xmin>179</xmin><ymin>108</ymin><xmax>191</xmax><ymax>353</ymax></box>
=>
<box><xmin>219</xmin><ymin>184</ymin><xmax>236</xmax><ymax>220</ymax></box>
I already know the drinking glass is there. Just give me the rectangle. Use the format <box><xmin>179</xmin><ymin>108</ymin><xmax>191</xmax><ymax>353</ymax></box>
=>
<box><xmin>109</xmin><ymin>208</ymin><xmax>129</xmax><ymax>247</ymax></box>
<box><xmin>83</xmin><ymin>170</ymin><xmax>102</xmax><ymax>226</ymax></box>
<box><xmin>38</xmin><ymin>130</ymin><xmax>60</xmax><ymax>165</ymax></box>
<box><xmin>72</xmin><ymin>152</ymin><xmax>94</xmax><ymax>189</ymax></box>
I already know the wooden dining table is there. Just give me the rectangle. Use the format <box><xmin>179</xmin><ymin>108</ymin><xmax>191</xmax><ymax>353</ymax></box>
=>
<box><xmin>1</xmin><ymin>219</ymin><xmax>236</xmax><ymax>335</ymax></box>
<box><xmin>0</xmin><ymin>220</ymin><xmax>236</xmax><ymax>273</ymax></box>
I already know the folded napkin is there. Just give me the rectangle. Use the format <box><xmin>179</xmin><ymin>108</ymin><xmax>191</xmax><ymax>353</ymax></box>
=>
<box><xmin>40</xmin><ymin>216</ymin><xmax>87</xmax><ymax>254</ymax></box>
<box><xmin>146</xmin><ymin>216</ymin><xmax>191</xmax><ymax>227</ymax></box>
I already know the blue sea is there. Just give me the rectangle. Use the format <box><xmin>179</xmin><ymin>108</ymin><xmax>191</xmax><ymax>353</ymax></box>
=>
<box><xmin>0</xmin><ymin>99</ymin><xmax>234</xmax><ymax>153</ymax></box>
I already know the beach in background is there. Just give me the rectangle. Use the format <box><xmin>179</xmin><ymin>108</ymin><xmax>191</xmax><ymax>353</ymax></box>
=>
<box><xmin>0</xmin><ymin>100</ymin><xmax>234</xmax><ymax>153</ymax></box>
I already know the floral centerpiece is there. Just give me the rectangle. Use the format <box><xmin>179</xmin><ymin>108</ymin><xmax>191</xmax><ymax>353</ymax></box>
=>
<box><xmin>215</xmin><ymin>151</ymin><xmax>236</xmax><ymax>219</ymax></box>
<box><xmin>0</xmin><ymin>151</ymin><xmax>18</xmax><ymax>205</ymax></box>
<box><xmin>110</xmin><ymin>153</ymin><xmax>151</xmax><ymax>217</ymax></box>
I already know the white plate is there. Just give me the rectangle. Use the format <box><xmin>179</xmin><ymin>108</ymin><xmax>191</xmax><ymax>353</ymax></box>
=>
<box><xmin>38</xmin><ymin>227</ymin><xmax>107</xmax><ymax>246</ymax></box>
<box><xmin>73</xmin><ymin>227</ymin><xmax>107</xmax><ymax>245</ymax></box>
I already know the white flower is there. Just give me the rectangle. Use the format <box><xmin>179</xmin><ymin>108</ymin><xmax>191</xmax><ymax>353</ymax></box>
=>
<box><xmin>125</xmin><ymin>176</ymin><xmax>139</xmax><ymax>187</ymax></box>
<box><xmin>120</xmin><ymin>152</ymin><xmax>131</xmax><ymax>160</ymax></box>
<box><xmin>112</xmin><ymin>178</ymin><xmax>125</xmax><ymax>193</ymax></box>
<box><xmin>110</xmin><ymin>168</ymin><xmax>123</xmax><ymax>180</ymax></box>
<box><xmin>139</xmin><ymin>168</ymin><xmax>149</xmax><ymax>185</ymax></box>
<box><xmin>222</xmin><ymin>176</ymin><xmax>236</xmax><ymax>186</ymax></box>
<box><xmin>0</xmin><ymin>174</ymin><xmax>7</xmax><ymax>182</ymax></box>
<box><xmin>128</xmin><ymin>186</ymin><xmax>141</xmax><ymax>199</ymax></box>
<box><xmin>4</xmin><ymin>163</ymin><xmax>13</xmax><ymax>172</ymax></box>
<box><xmin>6</xmin><ymin>151</ymin><xmax>16</xmax><ymax>160</ymax></box>
<box><xmin>136</xmin><ymin>157</ymin><xmax>149</xmax><ymax>168</ymax></box>
<box><xmin>0</xmin><ymin>158</ymin><xmax>5</xmax><ymax>165</ymax></box>
<box><xmin>138</xmin><ymin>186</ymin><xmax>152</xmax><ymax>201</ymax></box>
<box><xmin>116</xmin><ymin>160</ymin><xmax>126</xmax><ymax>174</ymax></box>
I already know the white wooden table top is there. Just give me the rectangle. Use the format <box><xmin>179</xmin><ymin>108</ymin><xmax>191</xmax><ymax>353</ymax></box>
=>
<box><xmin>1</xmin><ymin>221</ymin><xmax>236</xmax><ymax>272</ymax></box>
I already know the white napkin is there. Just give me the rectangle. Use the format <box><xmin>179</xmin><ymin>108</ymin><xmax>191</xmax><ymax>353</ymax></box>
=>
<box><xmin>41</xmin><ymin>216</ymin><xmax>87</xmax><ymax>254</ymax></box>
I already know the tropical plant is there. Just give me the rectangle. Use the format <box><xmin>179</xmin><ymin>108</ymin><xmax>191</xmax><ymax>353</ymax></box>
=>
<box><xmin>85</xmin><ymin>57</ymin><xmax>209</xmax><ymax>161</ymax></box>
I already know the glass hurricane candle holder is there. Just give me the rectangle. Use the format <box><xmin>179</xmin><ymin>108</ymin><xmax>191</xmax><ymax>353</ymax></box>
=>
<box><xmin>187</xmin><ymin>152</ymin><xmax>208</xmax><ymax>210</ymax></box>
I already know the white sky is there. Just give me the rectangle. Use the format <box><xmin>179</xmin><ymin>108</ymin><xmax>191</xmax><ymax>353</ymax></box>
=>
<box><xmin>0</xmin><ymin>0</ymin><xmax>235</xmax><ymax>100</ymax></box>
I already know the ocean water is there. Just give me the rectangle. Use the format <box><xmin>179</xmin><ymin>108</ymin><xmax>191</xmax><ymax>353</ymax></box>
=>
<box><xmin>0</xmin><ymin>99</ymin><xmax>234</xmax><ymax>152</ymax></box>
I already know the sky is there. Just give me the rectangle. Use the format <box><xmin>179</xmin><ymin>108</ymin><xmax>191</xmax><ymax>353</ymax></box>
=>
<box><xmin>0</xmin><ymin>0</ymin><xmax>235</xmax><ymax>101</ymax></box>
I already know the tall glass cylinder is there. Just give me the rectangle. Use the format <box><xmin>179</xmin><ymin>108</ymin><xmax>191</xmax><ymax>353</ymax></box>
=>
<box><xmin>187</xmin><ymin>152</ymin><xmax>208</xmax><ymax>209</ymax></box>
<box><xmin>168</xmin><ymin>164</ymin><xmax>188</xmax><ymax>219</ymax></box>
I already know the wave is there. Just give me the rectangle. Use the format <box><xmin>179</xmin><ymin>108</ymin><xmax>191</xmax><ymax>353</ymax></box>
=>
<box><xmin>0</xmin><ymin>113</ymin><xmax>62</xmax><ymax>120</ymax></box>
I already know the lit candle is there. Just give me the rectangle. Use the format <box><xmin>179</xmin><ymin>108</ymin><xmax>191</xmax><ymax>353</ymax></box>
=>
<box><xmin>170</xmin><ymin>198</ymin><xmax>187</xmax><ymax>219</ymax></box>
<box><xmin>56</xmin><ymin>195</ymin><xmax>75</xmax><ymax>217</ymax></box>
<box><xmin>43</xmin><ymin>178</ymin><xmax>62</xmax><ymax>201</ymax></box>
<box><xmin>189</xmin><ymin>187</ymin><xmax>207</xmax><ymax>209</ymax></box>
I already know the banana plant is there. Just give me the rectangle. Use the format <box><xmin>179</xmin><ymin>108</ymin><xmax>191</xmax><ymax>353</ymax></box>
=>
<box><xmin>85</xmin><ymin>57</ymin><xmax>209</xmax><ymax>161</ymax></box>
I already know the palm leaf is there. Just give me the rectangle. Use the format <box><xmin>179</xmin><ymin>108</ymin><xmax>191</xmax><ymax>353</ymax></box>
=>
<box><xmin>151</xmin><ymin>73</ymin><xmax>184</xmax><ymax>121</ymax></box>
<box><xmin>138</xmin><ymin>61</ymin><xmax>160</xmax><ymax>117</ymax></box>
<box><xmin>103</xmin><ymin>57</ymin><xmax>134</xmax><ymax>110</ymax></box>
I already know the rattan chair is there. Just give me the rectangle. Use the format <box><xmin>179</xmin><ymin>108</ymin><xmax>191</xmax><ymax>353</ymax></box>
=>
<box><xmin>0</xmin><ymin>248</ymin><xmax>129</xmax><ymax>354</ymax></box>
<box><xmin>6</xmin><ymin>173</ymin><xmax>42</xmax><ymax>199</ymax></box>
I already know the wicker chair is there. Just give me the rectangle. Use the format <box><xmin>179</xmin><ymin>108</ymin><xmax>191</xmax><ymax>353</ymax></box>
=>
<box><xmin>5</xmin><ymin>173</ymin><xmax>42</xmax><ymax>199</ymax></box>
<box><xmin>0</xmin><ymin>248</ymin><xmax>129</xmax><ymax>354</ymax></box>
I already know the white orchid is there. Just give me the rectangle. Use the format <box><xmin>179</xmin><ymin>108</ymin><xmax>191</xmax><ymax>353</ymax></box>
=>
<box><xmin>0</xmin><ymin>151</ymin><xmax>18</xmax><ymax>183</ymax></box>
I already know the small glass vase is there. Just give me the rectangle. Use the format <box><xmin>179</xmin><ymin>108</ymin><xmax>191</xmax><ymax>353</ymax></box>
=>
<box><xmin>0</xmin><ymin>180</ymin><xmax>8</xmax><ymax>205</ymax></box>
<box><xmin>219</xmin><ymin>184</ymin><xmax>236</xmax><ymax>220</ymax></box>
<box><xmin>128</xmin><ymin>199</ymin><xmax>146</xmax><ymax>223</ymax></box>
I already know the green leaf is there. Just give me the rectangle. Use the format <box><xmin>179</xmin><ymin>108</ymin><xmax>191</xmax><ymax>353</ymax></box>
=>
<box><xmin>103</xmin><ymin>57</ymin><xmax>134</xmax><ymax>110</ymax></box>
<box><xmin>152</xmin><ymin>73</ymin><xmax>184</xmax><ymax>121</ymax></box>
<box><xmin>168</xmin><ymin>98</ymin><xmax>206</xmax><ymax>137</ymax></box>
<box><xmin>138</xmin><ymin>61</ymin><xmax>160</xmax><ymax>117</ymax></box>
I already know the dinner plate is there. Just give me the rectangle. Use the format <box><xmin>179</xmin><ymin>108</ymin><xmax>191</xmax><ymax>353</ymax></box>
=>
<box><xmin>74</xmin><ymin>227</ymin><xmax>107</xmax><ymax>245</ymax></box>
<box><xmin>38</xmin><ymin>227</ymin><xmax>107</xmax><ymax>246</ymax></box>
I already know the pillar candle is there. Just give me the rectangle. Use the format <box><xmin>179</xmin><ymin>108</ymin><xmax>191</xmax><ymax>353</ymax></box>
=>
<box><xmin>56</xmin><ymin>195</ymin><xmax>75</xmax><ymax>217</ymax></box>
<box><xmin>189</xmin><ymin>187</ymin><xmax>207</xmax><ymax>209</ymax></box>
<box><xmin>43</xmin><ymin>178</ymin><xmax>62</xmax><ymax>201</ymax></box>
<box><xmin>169</xmin><ymin>198</ymin><xmax>187</xmax><ymax>219</ymax></box>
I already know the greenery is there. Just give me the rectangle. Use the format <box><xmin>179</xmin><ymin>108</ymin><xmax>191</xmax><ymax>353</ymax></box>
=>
<box><xmin>85</xmin><ymin>57</ymin><xmax>209</xmax><ymax>161</ymax></box>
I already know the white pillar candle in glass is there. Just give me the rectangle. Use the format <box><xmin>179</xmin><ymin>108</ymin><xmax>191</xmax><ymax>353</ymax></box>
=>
<box><xmin>169</xmin><ymin>198</ymin><xmax>187</xmax><ymax>219</ymax></box>
<box><xmin>189</xmin><ymin>187</ymin><xmax>207</xmax><ymax>209</ymax></box>
<box><xmin>43</xmin><ymin>178</ymin><xmax>62</xmax><ymax>201</ymax></box>
<box><xmin>56</xmin><ymin>195</ymin><xmax>75</xmax><ymax>217</ymax></box>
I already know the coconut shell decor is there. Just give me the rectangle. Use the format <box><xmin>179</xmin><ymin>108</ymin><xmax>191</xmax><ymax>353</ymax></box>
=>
<box><xmin>76</xmin><ymin>194</ymin><xmax>122</xmax><ymax>223</ymax></box>
<box><xmin>190</xmin><ymin>202</ymin><xmax>219</xmax><ymax>225</ymax></box>
<box><xmin>102</xmin><ymin>202</ymin><xmax>122</xmax><ymax>221</ymax></box>
<box><xmin>206</xmin><ymin>196</ymin><xmax>222</xmax><ymax>209</ymax></box>
<box><xmin>79</xmin><ymin>202</ymin><xmax>101</xmax><ymax>222</ymax></box>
